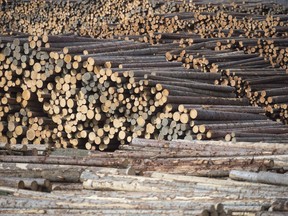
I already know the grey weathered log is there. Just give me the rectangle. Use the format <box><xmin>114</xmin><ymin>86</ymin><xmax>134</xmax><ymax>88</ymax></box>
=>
<box><xmin>0</xmin><ymin>163</ymin><xmax>84</xmax><ymax>182</ymax></box>
<box><xmin>229</xmin><ymin>170</ymin><xmax>288</xmax><ymax>186</ymax></box>
<box><xmin>0</xmin><ymin>156</ymin><xmax>129</xmax><ymax>167</ymax></box>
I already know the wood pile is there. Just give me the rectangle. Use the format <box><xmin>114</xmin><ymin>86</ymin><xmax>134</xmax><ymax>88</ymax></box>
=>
<box><xmin>0</xmin><ymin>0</ymin><xmax>288</xmax><ymax>214</ymax></box>
<box><xmin>0</xmin><ymin>0</ymin><xmax>287</xmax><ymax>147</ymax></box>
<box><xmin>0</xmin><ymin>138</ymin><xmax>287</xmax><ymax>216</ymax></box>
<box><xmin>1</xmin><ymin>33</ymin><xmax>288</xmax><ymax>148</ymax></box>
<box><xmin>166</xmin><ymin>38</ymin><xmax>288</xmax><ymax>140</ymax></box>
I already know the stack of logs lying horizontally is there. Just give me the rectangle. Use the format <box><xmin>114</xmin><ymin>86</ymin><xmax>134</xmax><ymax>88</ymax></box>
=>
<box><xmin>0</xmin><ymin>0</ymin><xmax>288</xmax><ymax>149</ymax></box>
<box><xmin>1</xmin><ymin>33</ymin><xmax>288</xmax><ymax>150</ymax></box>
<box><xmin>0</xmin><ymin>139</ymin><xmax>288</xmax><ymax>215</ymax></box>
<box><xmin>165</xmin><ymin>38</ymin><xmax>288</xmax><ymax>141</ymax></box>
<box><xmin>0</xmin><ymin>138</ymin><xmax>288</xmax><ymax>216</ymax></box>
<box><xmin>1</xmin><ymin>0</ymin><xmax>286</xmax><ymax>70</ymax></box>
<box><xmin>1</xmin><ymin>1</ymin><xmax>288</xmax><ymax>215</ymax></box>
<box><xmin>0</xmin><ymin>34</ymin><xmax>176</xmax><ymax>149</ymax></box>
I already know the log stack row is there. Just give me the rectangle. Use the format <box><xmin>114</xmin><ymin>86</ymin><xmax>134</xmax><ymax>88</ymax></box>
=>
<box><xmin>1</xmin><ymin>1</ymin><xmax>287</xmax><ymax>46</ymax></box>
<box><xmin>169</xmin><ymin>38</ymin><xmax>288</xmax><ymax>126</ymax></box>
<box><xmin>0</xmin><ymin>138</ymin><xmax>287</xmax><ymax>215</ymax></box>
<box><xmin>165</xmin><ymin>39</ymin><xmax>288</xmax><ymax>142</ymax></box>
<box><xmin>0</xmin><ymin>1</ymin><xmax>288</xmax><ymax>215</ymax></box>
<box><xmin>1</xmin><ymin>0</ymin><xmax>288</xmax><ymax>147</ymax></box>
<box><xmin>2</xmin><ymin>32</ymin><xmax>288</xmax><ymax>148</ymax></box>
<box><xmin>0</xmin><ymin>34</ymin><xmax>175</xmax><ymax>149</ymax></box>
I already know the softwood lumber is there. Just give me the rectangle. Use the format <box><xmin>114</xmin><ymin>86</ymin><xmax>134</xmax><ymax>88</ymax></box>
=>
<box><xmin>1</xmin><ymin>2</ymin><xmax>288</xmax><ymax>215</ymax></box>
<box><xmin>81</xmin><ymin>171</ymin><xmax>285</xmax><ymax>195</ymax></box>
<box><xmin>137</xmin><ymin>165</ymin><xmax>270</xmax><ymax>177</ymax></box>
<box><xmin>49</xmin><ymin>189</ymin><xmax>284</xmax><ymax>203</ymax></box>
<box><xmin>1</xmin><ymin>16</ymin><xmax>288</xmax><ymax>147</ymax></box>
<box><xmin>144</xmin><ymin>172</ymin><xmax>288</xmax><ymax>193</ymax></box>
<box><xmin>83</xmin><ymin>170</ymin><xmax>275</xmax><ymax>192</ymax></box>
<box><xmin>167</xmin><ymin>96</ymin><xmax>249</xmax><ymax>106</ymax></box>
<box><xmin>127</xmin><ymin>155</ymin><xmax>275</xmax><ymax>167</ymax></box>
<box><xmin>4</xmin><ymin>181</ymin><xmax>287</xmax><ymax>202</ymax></box>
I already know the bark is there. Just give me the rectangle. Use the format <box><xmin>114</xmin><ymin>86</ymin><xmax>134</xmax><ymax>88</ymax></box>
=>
<box><xmin>270</xmin><ymin>199</ymin><xmax>288</xmax><ymax>212</ymax></box>
<box><xmin>51</xmin><ymin>183</ymin><xmax>83</xmax><ymax>191</ymax></box>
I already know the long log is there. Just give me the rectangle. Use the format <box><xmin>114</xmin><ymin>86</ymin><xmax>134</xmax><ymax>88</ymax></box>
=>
<box><xmin>0</xmin><ymin>155</ymin><xmax>129</xmax><ymax>167</ymax></box>
<box><xmin>229</xmin><ymin>170</ymin><xmax>288</xmax><ymax>186</ymax></box>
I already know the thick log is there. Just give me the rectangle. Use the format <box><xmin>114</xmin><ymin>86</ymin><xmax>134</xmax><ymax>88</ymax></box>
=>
<box><xmin>0</xmin><ymin>177</ymin><xmax>25</xmax><ymax>189</ymax></box>
<box><xmin>229</xmin><ymin>170</ymin><xmax>288</xmax><ymax>186</ymax></box>
<box><xmin>0</xmin><ymin>162</ymin><xmax>85</xmax><ymax>182</ymax></box>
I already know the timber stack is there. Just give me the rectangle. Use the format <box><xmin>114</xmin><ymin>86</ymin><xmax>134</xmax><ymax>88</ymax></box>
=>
<box><xmin>0</xmin><ymin>138</ymin><xmax>288</xmax><ymax>215</ymax></box>
<box><xmin>1</xmin><ymin>33</ymin><xmax>288</xmax><ymax>148</ymax></box>
<box><xmin>0</xmin><ymin>0</ymin><xmax>288</xmax><ymax>215</ymax></box>
<box><xmin>0</xmin><ymin>0</ymin><xmax>287</xmax><ymax>148</ymax></box>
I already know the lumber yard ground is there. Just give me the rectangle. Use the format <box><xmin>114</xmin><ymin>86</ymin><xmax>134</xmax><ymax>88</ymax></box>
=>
<box><xmin>0</xmin><ymin>0</ymin><xmax>288</xmax><ymax>215</ymax></box>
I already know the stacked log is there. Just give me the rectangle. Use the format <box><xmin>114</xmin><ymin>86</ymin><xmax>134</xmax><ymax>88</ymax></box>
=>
<box><xmin>1</xmin><ymin>1</ymin><xmax>287</xmax><ymax>44</ymax></box>
<box><xmin>164</xmin><ymin>30</ymin><xmax>288</xmax><ymax>125</ymax></box>
<box><xmin>0</xmin><ymin>34</ymin><xmax>175</xmax><ymax>149</ymax></box>
<box><xmin>2</xmin><ymin>33</ymin><xmax>286</xmax><ymax>148</ymax></box>
<box><xmin>164</xmin><ymin>39</ymin><xmax>288</xmax><ymax>142</ymax></box>
<box><xmin>0</xmin><ymin>1</ymin><xmax>288</xmax><ymax>215</ymax></box>
<box><xmin>0</xmin><ymin>139</ymin><xmax>287</xmax><ymax>215</ymax></box>
<box><xmin>0</xmin><ymin>0</ymin><xmax>288</xmax><ymax>146</ymax></box>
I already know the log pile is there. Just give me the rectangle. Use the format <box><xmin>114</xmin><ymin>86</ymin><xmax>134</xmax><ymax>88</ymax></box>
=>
<box><xmin>0</xmin><ymin>34</ymin><xmax>177</xmax><ymax>149</ymax></box>
<box><xmin>0</xmin><ymin>138</ymin><xmax>287</xmax><ymax>215</ymax></box>
<box><xmin>1</xmin><ymin>32</ymin><xmax>288</xmax><ymax>148</ymax></box>
<box><xmin>166</xmin><ymin>37</ymin><xmax>288</xmax><ymax>138</ymax></box>
<box><xmin>1</xmin><ymin>0</ymin><xmax>288</xmax><ymax>215</ymax></box>
<box><xmin>0</xmin><ymin>0</ymin><xmax>288</xmax><ymax>147</ymax></box>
